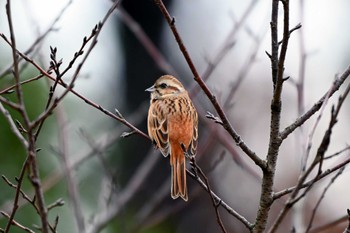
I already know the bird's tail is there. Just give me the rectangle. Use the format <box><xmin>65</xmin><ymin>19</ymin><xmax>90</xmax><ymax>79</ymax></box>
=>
<box><xmin>170</xmin><ymin>144</ymin><xmax>188</xmax><ymax>201</ymax></box>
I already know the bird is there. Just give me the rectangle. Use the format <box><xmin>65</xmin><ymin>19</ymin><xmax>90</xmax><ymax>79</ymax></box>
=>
<box><xmin>146</xmin><ymin>75</ymin><xmax>198</xmax><ymax>201</ymax></box>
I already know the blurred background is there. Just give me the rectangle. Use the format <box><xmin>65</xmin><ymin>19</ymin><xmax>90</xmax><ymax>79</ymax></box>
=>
<box><xmin>1</xmin><ymin>0</ymin><xmax>350</xmax><ymax>232</ymax></box>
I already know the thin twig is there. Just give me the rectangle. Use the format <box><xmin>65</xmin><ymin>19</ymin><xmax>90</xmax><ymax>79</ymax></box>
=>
<box><xmin>55</xmin><ymin>104</ymin><xmax>85</xmax><ymax>232</ymax></box>
<box><xmin>196</xmin><ymin>0</ymin><xmax>259</xmax><ymax>91</ymax></box>
<box><xmin>86</xmin><ymin>149</ymin><xmax>160</xmax><ymax>233</ymax></box>
<box><xmin>0</xmin><ymin>212</ymin><xmax>35</xmax><ymax>233</ymax></box>
<box><xmin>117</xmin><ymin>6</ymin><xmax>177</xmax><ymax>75</ymax></box>
<box><xmin>0</xmin><ymin>103</ymin><xmax>28</xmax><ymax>148</ymax></box>
<box><xmin>0</xmin><ymin>73</ymin><xmax>47</xmax><ymax>95</ymax></box>
<box><xmin>224</xmin><ymin>24</ymin><xmax>268</xmax><ymax>106</ymax></box>
<box><xmin>2</xmin><ymin>157</ymin><xmax>30</xmax><ymax>233</ymax></box>
<box><xmin>5</xmin><ymin>0</ymin><xmax>24</xmax><ymax>109</ymax></box>
<box><xmin>0</xmin><ymin>0</ymin><xmax>72</xmax><ymax>78</ymax></box>
<box><xmin>1</xmin><ymin>175</ymin><xmax>40</xmax><ymax>214</ymax></box>
<box><xmin>269</xmin><ymin>81</ymin><xmax>350</xmax><ymax>232</ymax></box>
<box><xmin>301</xmin><ymin>78</ymin><xmax>335</xmax><ymax>171</ymax></box>
<box><xmin>274</xmin><ymin>152</ymin><xmax>350</xmax><ymax>200</ymax></box>
<box><xmin>31</xmin><ymin>5</ymin><xmax>116</xmax><ymax>130</ymax></box>
<box><xmin>33</xmin><ymin>21</ymin><xmax>98</xmax><ymax>141</ymax></box>
<box><xmin>0</xmin><ymin>32</ymin><xmax>149</xmax><ymax>140</ymax></box>
<box><xmin>324</xmin><ymin>145</ymin><xmax>350</xmax><ymax>160</ymax></box>
<box><xmin>305</xmin><ymin>167</ymin><xmax>344</xmax><ymax>232</ymax></box>
<box><xmin>131</xmin><ymin>178</ymin><xmax>171</xmax><ymax>232</ymax></box>
<box><xmin>280</xmin><ymin>64</ymin><xmax>350</xmax><ymax>140</ymax></box>
<box><xmin>189</xmin><ymin>156</ymin><xmax>228</xmax><ymax>233</ymax></box>
<box><xmin>0</xmin><ymin>101</ymin><xmax>147</xmax><ymax>217</ymax></box>
<box><xmin>309</xmin><ymin>213</ymin><xmax>348</xmax><ymax>233</ymax></box>
<box><xmin>187</xmin><ymin>169</ymin><xmax>253</xmax><ymax>230</ymax></box>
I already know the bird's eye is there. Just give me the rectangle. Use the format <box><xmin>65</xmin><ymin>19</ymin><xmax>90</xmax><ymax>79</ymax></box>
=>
<box><xmin>159</xmin><ymin>83</ymin><xmax>167</xmax><ymax>89</ymax></box>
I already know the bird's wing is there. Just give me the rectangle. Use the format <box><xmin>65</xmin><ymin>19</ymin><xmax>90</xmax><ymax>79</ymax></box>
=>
<box><xmin>148</xmin><ymin>103</ymin><xmax>170</xmax><ymax>157</ymax></box>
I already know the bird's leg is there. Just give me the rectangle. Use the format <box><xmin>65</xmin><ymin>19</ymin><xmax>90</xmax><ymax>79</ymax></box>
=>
<box><xmin>181</xmin><ymin>143</ymin><xmax>199</xmax><ymax>178</ymax></box>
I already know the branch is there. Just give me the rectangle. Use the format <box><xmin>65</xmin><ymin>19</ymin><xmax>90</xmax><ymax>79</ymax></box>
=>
<box><xmin>254</xmin><ymin>1</ymin><xmax>289</xmax><ymax>232</ymax></box>
<box><xmin>189</xmin><ymin>156</ymin><xmax>227</xmax><ymax>233</ymax></box>
<box><xmin>117</xmin><ymin>6</ymin><xmax>177</xmax><ymax>75</ymax></box>
<box><xmin>270</xmin><ymin>82</ymin><xmax>350</xmax><ymax>231</ymax></box>
<box><xmin>5</xmin><ymin>0</ymin><xmax>24</xmax><ymax>110</ymax></box>
<box><xmin>301</xmin><ymin>78</ymin><xmax>334</xmax><ymax>171</ymax></box>
<box><xmin>0</xmin><ymin>73</ymin><xmax>47</xmax><ymax>95</ymax></box>
<box><xmin>305</xmin><ymin>167</ymin><xmax>344</xmax><ymax>232</ymax></box>
<box><xmin>86</xmin><ymin>149</ymin><xmax>160</xmax><ymax>233</ymax></box>
<box><xmin>280</xmin><ymin>64</ymin><xmax>350</xmax><ymax>140</ymax></box>
<box><xmin>224</xmin><ymin>24</ymin><xmax>267</xmax><ymax>106</ymax></box>
<box><xmin>33</xmin><ymin>24</ymin><xmax>98</xmax><ymax>140</ymax></box>
<box><xmin>0</xmin><ymin>0</ymin><xmax>72</xmax><ymax>78</ymax></box>
<box><xmin>187</xmin><ymin>168</ymin><xmax>253</xmax><ymax>230</ymax></box>
<box><xmin>309</xmin><ymin>213</ymin><xmax>348</xmax><ymax>233</ymax></box>
<box><xmin>153</xmin><ymin>0</ymin><xmax>264</xmax><ymax>169</ymax></box>
<box><xmin>274</xmin><ymin>152</ymin><xmax>350</xmax><ymax>200</ymax></box>
<box><xmin>0</xmin><ymin>103</ymin><xmax>28</xmax><ymax>148</ymax></box>
<box><xmin>0</xmin><ymin>211</ymin><xmax>35</xmax><ymax>233</ymax></box>
<box><xmin>1</xmin><ymin>28</ymin><xmax>149</xmax><ymax>141</ymax></box>
<box><xmin>55</xmin><ymin>104</ymin><xmax>85</xmax><ymax>232</ymax></box>
<box><xmin>3</xmin><ymin>0</ymin><xmax>49</xmax><ymax>232</ymax></box>
<box><xmin>2</xmin><ymin>157</ymin><xmax>31</xmax><ymax>233</ymax></box>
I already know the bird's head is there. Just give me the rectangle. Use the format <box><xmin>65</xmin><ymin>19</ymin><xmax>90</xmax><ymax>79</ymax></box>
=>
<box><xmin>146</xmin><ymin>75</ymin><xmax>185</xmax><ymax>100</ymax></box>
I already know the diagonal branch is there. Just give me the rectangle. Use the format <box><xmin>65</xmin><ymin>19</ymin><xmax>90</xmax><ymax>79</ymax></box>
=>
<box><xmin>153</xmin><ymin>0</ymin><xmax>264</xmax><ymax>169</ymax></box>
<box><xmin>305</xmin><ymin>167</ymin><xmax>345</xmax><ymax>232</ymax></box>
<box><xmin>189</xmin><ymin>156</ymin><xmax>227</xmax><ymax>233</ymax></box>
<box><xmin>0</xmin><ymin>103</ymin><xmax>28</xmax><ymax>148</ymax></box>
<box><xmin>187</xmin><ymin>168</ymin><xmax>254</xmax><ymax>230</ymax></box>
<box><xmin>280</xmin><ymin>64</ymin><xmax>350</xmax><ymax>140</ymax></box>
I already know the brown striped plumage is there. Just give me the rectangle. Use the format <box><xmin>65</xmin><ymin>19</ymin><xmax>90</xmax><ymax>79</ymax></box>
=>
<box><xmin>146</xmin><ymin>75</ymin><xmax>198</xmax><ymax>201</ymax></box>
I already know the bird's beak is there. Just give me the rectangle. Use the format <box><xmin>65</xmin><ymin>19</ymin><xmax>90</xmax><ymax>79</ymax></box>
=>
<box><xmin>145</xmin><ymin>85</ymin><xmax>156</xmax><ymax>92</ymax></box>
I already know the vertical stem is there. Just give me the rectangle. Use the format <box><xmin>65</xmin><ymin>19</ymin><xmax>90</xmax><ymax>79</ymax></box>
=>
<box><xmin>4</xmin><ymin>1</ymin><xmax>49</xmax><ymax>232</ymax></box>
<box><xmin>253</xmin><ymin>0</ymin><xmax>280</xmax><ymax>232</ymax></box>
<box><xmin>270</xmin><ymin>0</ymin><xmax>279</xmax><ymax>88</ymax></box>
<box><xmin>254</xmin><ymin>1</ymin><xmax>290</xmax><ymax>232</ymax></box>
<box><xmin>297</xmin><ymin>0</ymin><xmax>306</xmax><ymax>117</ymax></box>
<box><xmin>28</xmin><ymin>134</ymin><xmax>49</xmax><ymax>233</ymax></box>
<box><xmin>6</xmin><ymin>0</ymin><xmax>23</xmax><ymax>107</ymax></box>
<box><xmin>56</xmin><ymin>105</ymin><xmax>85</xmax><ymax>232</ymax></box>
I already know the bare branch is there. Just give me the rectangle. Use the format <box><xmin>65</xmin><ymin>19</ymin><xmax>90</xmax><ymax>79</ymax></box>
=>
<box><xmin>301</xmin><ymin>78</ymin><xmax>338</xmax><ymax>171</ymax></box>
<box><xmin>280</xmin><ymin>64</ymin><xmax>350</xmax><ymax>140</ymax></box>
<box><xmin>0</xmin><ymin>0</ymin><xmax>72</xmax><ymax>78</ymax></box>
<box><xmin>189</xmin><ymin>156</ymin><xmax>228</xmax><ymax>233</ymax></box>
<box><xmin>274</xmin><ymin>153</ymin><xmax>350</xmax><ymax>200</ymax></box>
<box><xmin>324</xmin><ymin>145</ymin><xmax>350</xmax><ymax>160</ymax></box>
<box><xmin>309</xmin><ymin>214</ymin><xmax>348</xmax><ymax>233</ymax></box>
<box><xmin>55</xmin><ymin>104</ymin><xmax>85</xmax><ymax>232</ymax></box>
<box><xmin>117</xmin><ymin>6</ymin><xmax>177</xmax><ymax>75</ymax></box>
<box><xmin>1</xmin><ymin>33</ymin><xmax>149</xmax><ymax>140</ymax></box>
<box><xmin>187</xmin><ymin>168</ymin><xmax>253</xmax><ymax>230</ymax></box>
<box><xmin>86</xmin><ymin>149</ymin><xmax>160</xmax><ymax>233</ymax></box>
<box><xmin>254</xmin><ymin>0</ymin><xmax>291</xmax><ymax>231</ymax></box>
<box><xmin>47</xmin><ymin>198</ymin><xmax>65</xmax><ymax>211</ymax></box>
<box><xmin>0</xmin><ymin>103</ymin><xmax>28</xmax><ymax>148</ymax></box>
<box><xmin>153</xmin><ymin>0</ymin><xmax>265</xmax><ymax>169</ymax></box>
<box><xmin>305</xmin><ymin>167</ymin><xmax>345</xmax><ymax>232</ymax></box>
<box><xmin>0</xmin><ymin>211</ymin><xmax>35</xmax><ymax>233</ymax></box>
